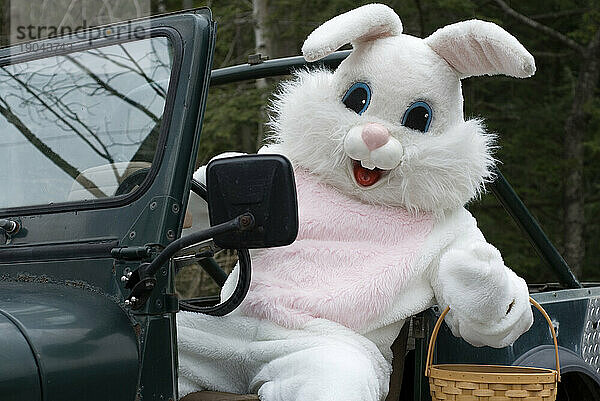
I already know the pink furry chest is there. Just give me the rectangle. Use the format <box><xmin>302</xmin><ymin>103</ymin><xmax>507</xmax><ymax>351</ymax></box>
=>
<box><xmin>240</xmin><ymin>169</ymin><xmax>434</xmax><ymax>331</ymax></box>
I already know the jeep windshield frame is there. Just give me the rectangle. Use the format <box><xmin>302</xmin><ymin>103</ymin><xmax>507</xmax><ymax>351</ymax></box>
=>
<box><xmin>206</xmin><ymin>51</ymin><xmax>581</xmax><ymax>289</ymax></box>
<box><xmin>0</xmin><ymin>28</ymin><xmax>182</xmax><ymax>217</ymax></box>
<box><xmin>0</xmin><ymin>9</ymin><xmax>216</xmax><ymax>283</ymax></box>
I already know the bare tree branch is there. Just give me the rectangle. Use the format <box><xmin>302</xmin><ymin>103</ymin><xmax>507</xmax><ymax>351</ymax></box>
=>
<box><xmin>119</xmin><ymin>45</ymin><xmax>166</xmax><ymax>97</ymax></box>
<box><xmin>0</xmin><ymin>99</ymin><xmax>106</xmax><ymax>198</ymax></box>
<box><xmin>530</xmin><ymin>8</ymin><xmax>588</xmax><ymax>20</ymax></box>
<box><xmin>492</xmin><ymin>0</ymin><xmax>585</xmax><ymax>54</ymax></box>
<box><xmin>220</xmin><ymin>29</ymin><xmax>239</xmax><ymax>68</ymax></box>
<box><xmin>531</xmin><ymin>51</ymin><xmax>570</xmax><ymax>58</ymax></box>
<box><xmin>1</xmin><ymin>67</ymin><xmax>115</xmax><ymax>163</ymax></box>
<box><xmin>587</xmin><ymin>27</ymin><xmax>600</xmax><ymax>52</ymax></box>
<box><xmin>65</xmin><ymin>55</ymin><xmax>161</xmax><ymax>123</ymax></box>
<box><xmin>88</xmin><ymin>45</ymin><xmax>167</xmax><ymax>99</ymax></box>
<box><xmin>413</xmin><ymin>0</ymin><xmax>425</xmax><ymax>37</ymax></box>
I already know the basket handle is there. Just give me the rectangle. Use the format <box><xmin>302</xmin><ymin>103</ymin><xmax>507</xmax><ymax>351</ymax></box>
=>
<box><xmin>424</xmin><ymin>297</ymin><xmax>560</xmax><ymax>382</ymax></box>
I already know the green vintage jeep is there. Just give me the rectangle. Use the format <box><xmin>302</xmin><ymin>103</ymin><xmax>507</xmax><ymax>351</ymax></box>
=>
<box><xmin>0</xmin><ymin>8</ymin><xmax>599</xmax><ymax>401</ymax></box>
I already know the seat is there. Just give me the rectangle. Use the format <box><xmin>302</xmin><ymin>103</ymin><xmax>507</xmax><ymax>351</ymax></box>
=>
<box><xmin>385</xmin><ymin>321</ymin><xmax>410</xmax><ymax>401</ymax></box>
<box><xmin>180</xmin><ymin>320</ymin><xmax>410</xmax><ymax>401</ymax></box>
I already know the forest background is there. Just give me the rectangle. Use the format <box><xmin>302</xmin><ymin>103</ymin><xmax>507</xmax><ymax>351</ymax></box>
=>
<box><xmin>2</xmin><ymin>0</ymin><xmax>599</xmax><ymax>284</ymax></box>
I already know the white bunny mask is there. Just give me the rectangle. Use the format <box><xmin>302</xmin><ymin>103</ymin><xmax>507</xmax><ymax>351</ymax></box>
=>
<box><xmin>268</xmin><ymin>4</ymin><xmax>535</xmax><ymax>212</ymax></box>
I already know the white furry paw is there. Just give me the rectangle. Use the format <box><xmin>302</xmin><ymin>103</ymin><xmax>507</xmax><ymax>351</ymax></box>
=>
<box><xmin>438</xmin><ymin>241</ymin><xmax>533</xmax><ymax>348</ymax></box>
<box><xmin>457</xmin><ymin>273</ymin><xmax>533</xmax><ymax>348</ymax></box>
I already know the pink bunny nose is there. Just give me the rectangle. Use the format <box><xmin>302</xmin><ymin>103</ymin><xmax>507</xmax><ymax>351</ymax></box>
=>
<box><xmin>361</xmin><ymin>123</ymin><xmax>390</xmax><ymax>151</ymax></box>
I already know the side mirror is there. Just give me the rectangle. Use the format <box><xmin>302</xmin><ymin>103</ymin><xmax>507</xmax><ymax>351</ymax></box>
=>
<box><xmin>206</xmin><ymin>154</ymin><xmax>299</xmax><ymax>249</ymax></box>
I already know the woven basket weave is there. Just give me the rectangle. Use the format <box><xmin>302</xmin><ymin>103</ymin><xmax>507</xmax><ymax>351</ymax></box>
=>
<box><xmin>425</xmin><ymin>297</ymin><xmax>560</xmax><ymax>401</ymax></box>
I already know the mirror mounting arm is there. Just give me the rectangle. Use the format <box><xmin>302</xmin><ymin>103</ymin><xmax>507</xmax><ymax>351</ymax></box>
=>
<box><xmin>0</xmin><ymin>219</ymin><xmax>20</xmax><ymax>235</ymax></box>
<box><xmin>124</xmin><ymin>212</ymin><xmax>255</xmax><ymax>310</ymax></box>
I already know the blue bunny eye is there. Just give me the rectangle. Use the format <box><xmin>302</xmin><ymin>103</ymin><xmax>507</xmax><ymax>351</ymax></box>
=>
<box><xmin>342</xmin><ymin>82</ymin><xmax>371</xmax><ymax>115</ymax></box>
<box><xmin>402</xmin><ymin>101</ymin><xmax>432</xmax><ymax>133</ymax></box>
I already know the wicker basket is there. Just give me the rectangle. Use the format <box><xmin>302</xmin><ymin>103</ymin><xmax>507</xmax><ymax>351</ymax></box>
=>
<box><xmin>425</xmin><ymin>297</ymin><xmax>560</xmax><ymax>401</ymax></box>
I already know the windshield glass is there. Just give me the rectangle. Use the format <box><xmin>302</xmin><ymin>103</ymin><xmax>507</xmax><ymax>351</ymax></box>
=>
<box><xmin>0</xmin><ymin>36</ymin><xmax>173</xmax><ymax>210</ymax></box>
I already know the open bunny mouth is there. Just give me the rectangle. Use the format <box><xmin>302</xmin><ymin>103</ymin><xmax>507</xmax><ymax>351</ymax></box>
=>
<box><xmin>351</xmin><ymin>159</ymin><xmax>386</xmax><ymax>187</ymax></box>
<box><xmin>343</xmin><ymin>124</ymin><xmax>401</xmax><ymax>188</ymax></box>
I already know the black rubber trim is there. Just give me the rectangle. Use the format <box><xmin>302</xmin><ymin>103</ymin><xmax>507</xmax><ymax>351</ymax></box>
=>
<box><xmin>182</xmin><ymin>295</ymin><xmax>220</xmax><ymax>307</ymax></box>
<box><xmin>0</xmin><ymin>240</ymin><xmax>118</xmax><ymax>263</ymax></box>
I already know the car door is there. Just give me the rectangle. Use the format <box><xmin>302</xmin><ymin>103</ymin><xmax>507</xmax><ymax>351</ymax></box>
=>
<box><xmin>0</xmin><ymin>9</ymin><xmax>215</xmax><ymax>401</ymax></box>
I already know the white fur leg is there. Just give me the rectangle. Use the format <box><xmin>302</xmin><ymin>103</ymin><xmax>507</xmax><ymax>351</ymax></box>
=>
<box><xmin>436</xmin><ymin>241</ymin><xmax>533</xmax><ymax>348</ymax></box>
<box><xmin>177</xmin><ymin>312</ymin><xmax>391</xmax><ymax>400</ymax></box>
<box><xmin>253</xmin><ymin>344</ymin><xmax>386</xmax><ymax>401</ymax></box>
<box><xmin>178</xmin><ymin>321</ymin><xmax>251</xmax><ymax>397</ymax></box>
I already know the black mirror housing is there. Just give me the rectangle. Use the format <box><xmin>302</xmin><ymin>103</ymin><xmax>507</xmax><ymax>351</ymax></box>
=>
<box><xmin>206</xmin><ymin>154</ymin><xmax>299</xmax><ymax>249</ymax></box>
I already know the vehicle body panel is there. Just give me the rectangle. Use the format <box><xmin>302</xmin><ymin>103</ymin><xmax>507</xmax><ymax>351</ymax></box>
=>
<box><xmin>0</xmin><ymin>281</ymin><xmax>138</xmax><ymax>401</ymax></box>
<box><xmin>0</xmin><ymin>310</ymin><xmax>41</xmax><ymax>401</ymax></box>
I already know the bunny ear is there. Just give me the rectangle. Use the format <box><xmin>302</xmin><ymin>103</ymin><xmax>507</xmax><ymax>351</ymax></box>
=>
<box><xmin>302</xmin><ymin>4</ymin><xmax>402</xmax><ymax>62</ymax></box>
<box><xmin>425</xmin><ymin>20</ymin><xmax>535</xmax><ymax>79</ymax></box>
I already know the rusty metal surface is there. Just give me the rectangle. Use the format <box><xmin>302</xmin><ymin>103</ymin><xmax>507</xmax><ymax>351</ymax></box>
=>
<box><xmin>583</xmin><ymin>297</ymin><xmax>600</xmax><ymax>372</ymax></box>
